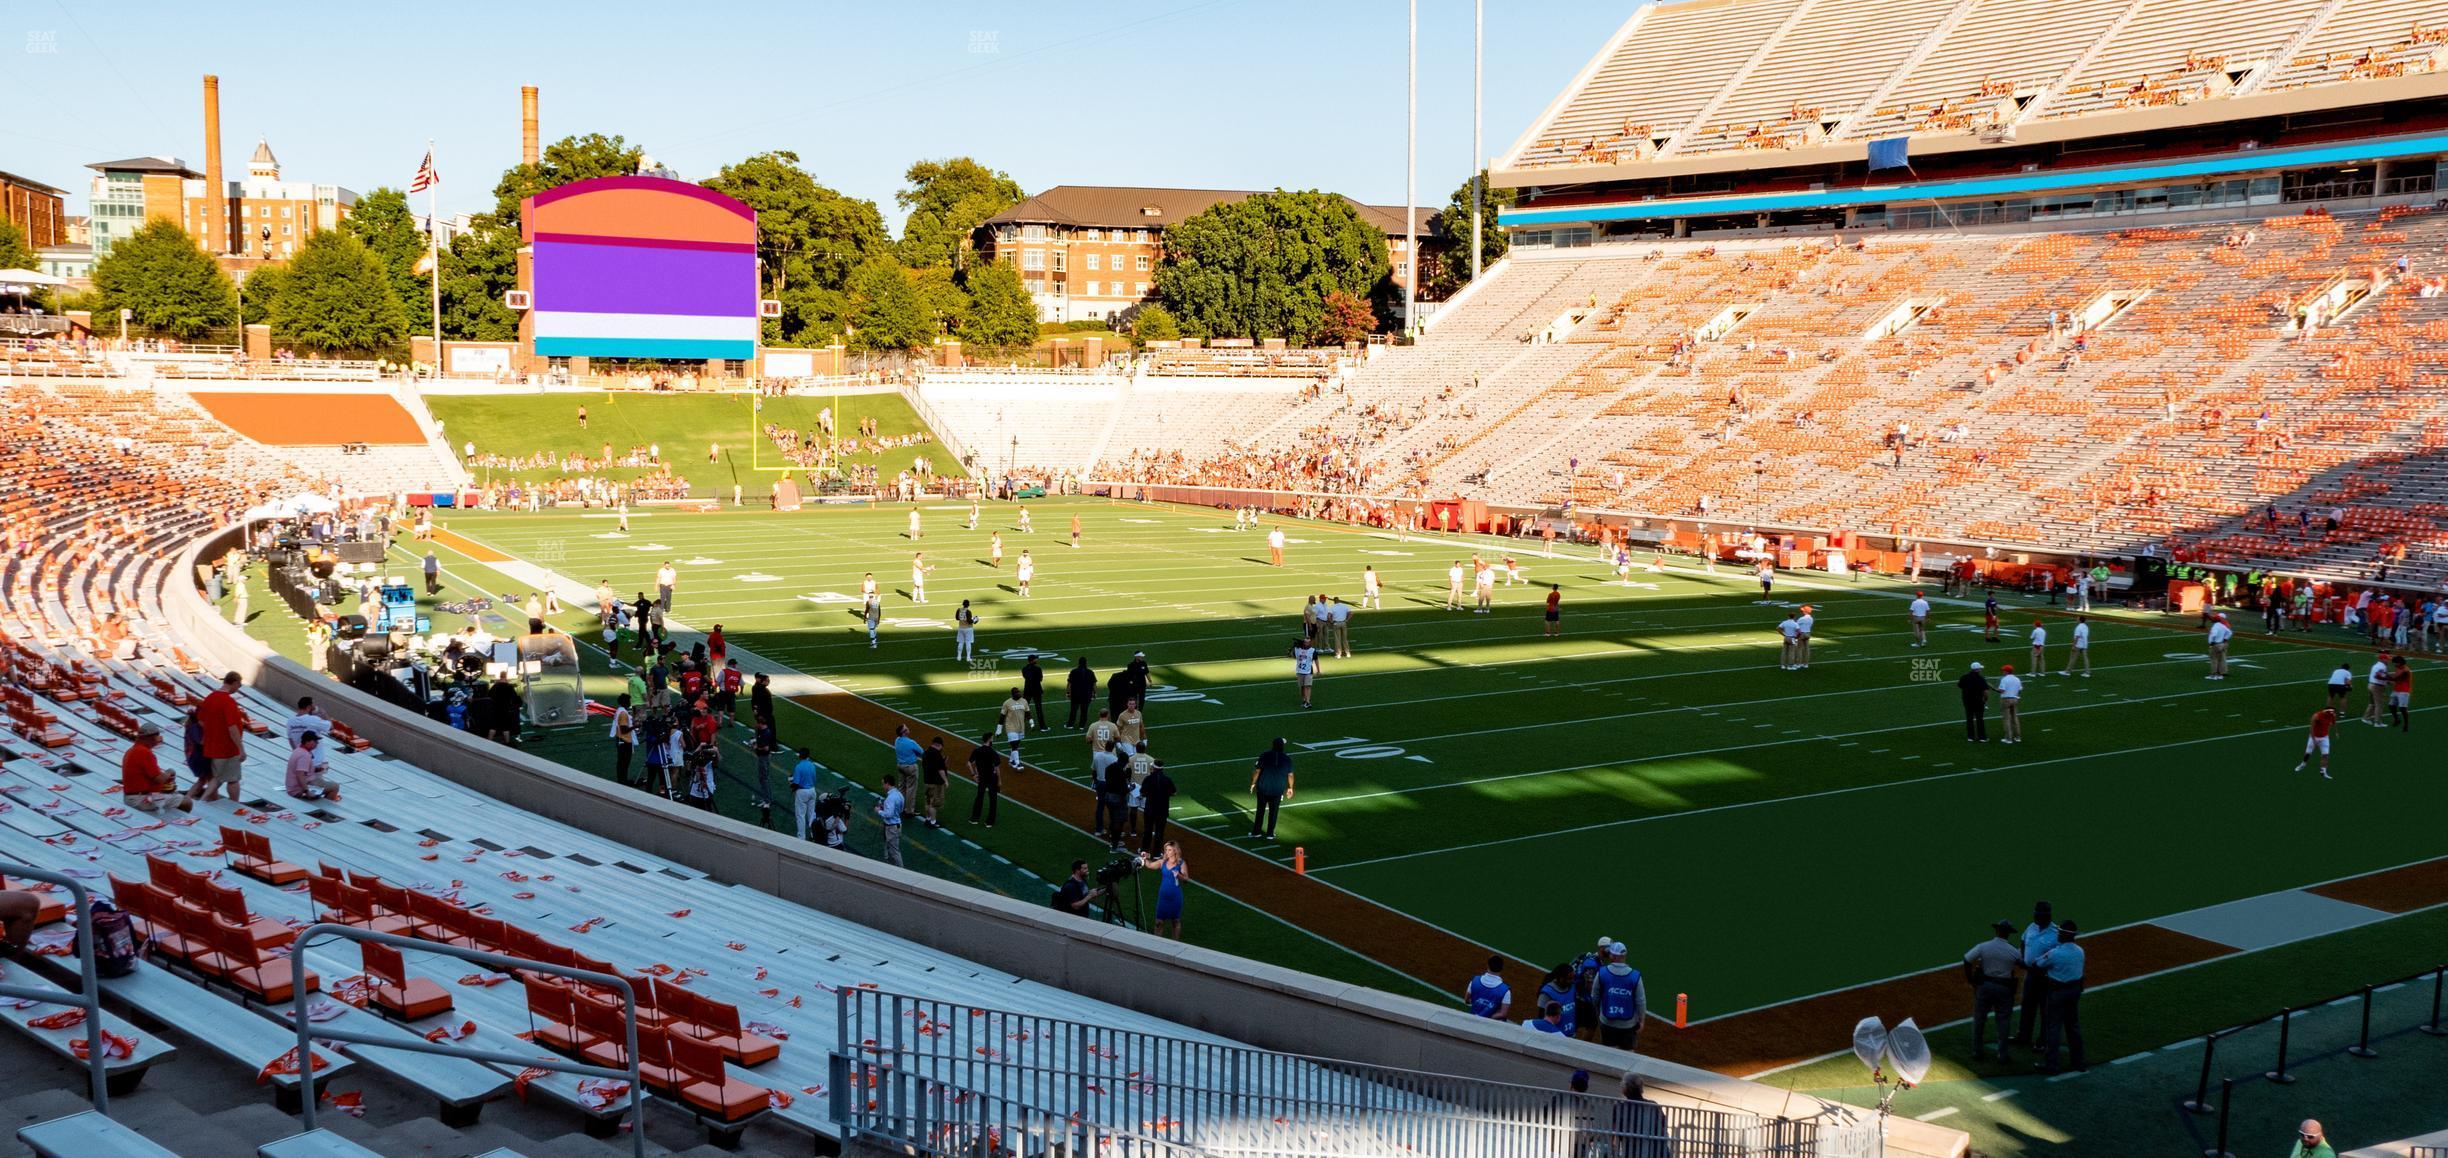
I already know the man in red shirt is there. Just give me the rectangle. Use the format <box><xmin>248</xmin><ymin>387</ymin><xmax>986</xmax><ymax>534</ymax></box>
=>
<box><xmin>2293</xmin><ymin>707</ymin><xmax>2337</xmax><ymax>780</ymax></box>
<box><xmin>122</xmin><ymin>722</ymin><xmax>191</xmax><ymax>813</ymax></box>
<box><xmin>184</xmin><ymin>672</ymin><xmax>248</xmax><ymax>806</ymax></box>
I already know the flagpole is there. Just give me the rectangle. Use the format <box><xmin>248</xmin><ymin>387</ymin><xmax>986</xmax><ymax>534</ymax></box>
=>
<box><xmin>427</xmin><ymin>139</ymin><xmax>443</xmax><ymax>377</ymax></box>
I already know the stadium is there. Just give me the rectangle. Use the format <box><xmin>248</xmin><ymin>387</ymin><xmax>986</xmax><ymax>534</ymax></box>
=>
<box><xmin>2</xmin><ymin>1</ymin><xmax>2445</xmax><ymax>1155</ymax></box>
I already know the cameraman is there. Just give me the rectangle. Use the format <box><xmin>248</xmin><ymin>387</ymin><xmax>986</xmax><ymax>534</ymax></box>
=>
<box><xmin>1052</xmin><ymin>860</ymin><xmax>1106</xmax><ymax>919</ymax></box>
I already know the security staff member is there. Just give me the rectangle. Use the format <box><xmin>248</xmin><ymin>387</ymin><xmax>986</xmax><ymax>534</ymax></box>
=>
<box><xmin>1958</xmin><ymin>662</ymin><xmax>1992</xmax><ymax>741</ymax></box>
<box><xmin>2014</xmin><ymin>900</ymin><xmax>2058</xmax><ymax>1046</ymax></box>
<box><xmin>1020</xmin><ymin>654</ymin><xmax>1047</xmax><ymax>729</ymax></box>
<box><xmin>2036</xmin><ymin>921</ymin><xmax>2087</xmax><ymax>1074</ymax></box>
<box><xmin>1065</xmin><ymin>657</ymin><xmax>1098</xmax><ymax>729</ymax></box>
<box><xmin>1963</xmin><ymin>920</ymin><xmax>2021</xmax><ymax>1062</ymax></box>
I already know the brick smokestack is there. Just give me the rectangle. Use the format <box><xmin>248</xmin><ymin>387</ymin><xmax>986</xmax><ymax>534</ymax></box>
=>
<box><xmin>521</xmin><ymin>85</ymin><xmax>539</xmax><ymax>166</ymax></box>
<box><xmin>202</xmin><ymin>74</ymin><xmax>226</xmax><ymax>254</ymax></box>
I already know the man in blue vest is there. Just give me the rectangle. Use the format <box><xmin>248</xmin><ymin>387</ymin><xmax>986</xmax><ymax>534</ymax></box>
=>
<box><xmin>1592</xmin><ymin>941</ymin><xmax>1648</xmax><ymax>1050</ymax></box>
<box><xmin>1464</xmin><ymin>956</ymin><xmax>1512</xmax><ymax>1020</ymax></box>
<box><xmin>2013</xmin><ymin>900</ymin><xmax>2057</xmax><ymax>1048</ymax></box>
<box><xmin>1572</xmin><ymin>936</ymin><xmax>1611</xmax><ymax>1042</ymax></box>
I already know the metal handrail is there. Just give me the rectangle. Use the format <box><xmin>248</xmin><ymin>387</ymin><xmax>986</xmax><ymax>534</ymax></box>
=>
<box><xmin>287</xmin><ymin>924</ymin><xmax>645</xmax><ymax>1158</ymax></box>
<box><xmin>839</xmin><ymin>988</ymin><xmax>1848</xmax><ymax>1157</ymax></box>
<box><xmin>831</xmin><ymin>1053</ymin><xmax>1210</xmax><ymax>1156</ymax></box>
<box><xmin>0</xmin><ymin>862</ymin><xmax>107</xmax><ymax>1110</ymax></box>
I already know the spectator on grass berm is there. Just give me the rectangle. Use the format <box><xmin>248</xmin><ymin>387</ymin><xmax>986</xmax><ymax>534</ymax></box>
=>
<box><xmin>121</xmin><ymin>722</ymin><xmax>192</xmax><ymax>813</ymax></box>
<box><xmin>2035</xmin><ymin>921</ymin><xmax>2086</xmax><ymax>1074</ymax></box>
<box><xmin>184</xmin><ymin>672</ymin><xmax>247</xmax><ymax>807</ymax></box>
<box><xmin>2287</xmin><ymin>1120</ymin><xmax>2337</xmax><ymax>1158</ymax></box>
<box><xmin>2014</xmin><ymin>901</ymin><xmax>2057</xmax><ymax>1047</ymax></box>
<box><xmin>1464</xmin><ymin>956</ymin><xmax>1513</xmax><ymax>1019</ymax></box>
<box><xmin>1066</xmin><ymin>657</ymin><xmax>1098</xmax><ymax>728</ymax></box>
<box><xmin>891</xmin><ymin>723</ymin><xmax>921</xmax><ymax>790</ymax></box>
<box><xmin>1958</xmin><ymin>662</ymin><xmax>1991</xmax><ymax>742</ymax></box>
<box><xmin>1592</xmin><ymin>941</ymin><xmax>1648</xmax><ymax>1050</ymax></box>
<box><xmin>1249</xmin><ymin>739</ymin><xmax>1295</xmax><ymax>840</ymax></box>
<box><xmin>1138</xmin><ymin>759</ymin><xmax>1176</xmax><ymax>854</ymax></box>
<box><xmin>1964</xmin><ymin>920</ymin><xmax>2020</xmax><ymax>1062</ymax></box>
<box><xmin>968</xmin><ymin>731</ymin><xmax>1004</xmax><ymax>827</ymax></box>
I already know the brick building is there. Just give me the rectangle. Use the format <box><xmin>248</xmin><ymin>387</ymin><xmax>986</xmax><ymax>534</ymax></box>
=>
<box><xmin>0</xmin><ymin>169</ymin><xmax>68</xmax><ymax>250</ymax></box>
<box><xmin>976</xmin><ymin>186</ymin><xmax>1435</xmax><ymax>325</ymax></box>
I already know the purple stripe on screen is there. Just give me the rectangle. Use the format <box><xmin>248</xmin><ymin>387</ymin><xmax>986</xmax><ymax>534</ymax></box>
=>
<box><xmin>532</xmin><ymin>241</ymin><xmax>759</xmax><ymax>317</ymax></box>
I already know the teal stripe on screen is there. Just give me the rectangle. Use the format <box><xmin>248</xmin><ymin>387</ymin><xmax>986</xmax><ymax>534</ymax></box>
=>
<box><xmin>533</xmin><ymin>337</ymin><xmax>757</xmax><ymax>360</ymax></box>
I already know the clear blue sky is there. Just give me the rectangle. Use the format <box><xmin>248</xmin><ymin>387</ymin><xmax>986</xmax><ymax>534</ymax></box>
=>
<box><xmin>3</xmin><ymin>0</ymin><xmax>1635</xmax><ymax>229</ymax></box>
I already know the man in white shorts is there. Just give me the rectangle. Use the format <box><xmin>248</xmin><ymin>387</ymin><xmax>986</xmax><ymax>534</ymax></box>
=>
<box><xmin>1909</xmin><ymin>591</ymin><xmax>1932</xmax><ymax>647</ymax></box>
<box><xmin>861</xmin><ymin>572</ymin><xmax>879</xmax><ymax>604</ymax></box>
<box><xmin>2063</xmin><ymin>615</ymin><xmax>2091</xmax><ymax>676</ymax></box>
<box><xmin>1447</xmin><ymin>561</ymin><xmax>1465</xmax><ymax>610</ymax></box>
<box><xmin>2293</xmin><ymin>706</ymin><xmax>2336</xmax><ymax>779</ymax></box>
<box><xmin>1017</xmin><ymin>506</ymin><xmax>1033</xmax><ymax>533</ymax></box>
<box><xmin>1777</xmin><ymin>612</ymin><xmax>1800</xmax><ymax>670</ymax></box>
<box><xmin>1503</xmin><ymin>557</ymin><xmax>1523</xmax><ymax>586</ymax></box>
<box><xmin>908</xmin><ymin>508</ymin><xmax>923</xmax><ymax>540</ymax></box>
<box><xmin>911</xmin><ymin>553</ymin><xmax>933</xmax><ymax>604</ymax></box>
<box><xmin>1361</xmin><ymin>566</ymin><xmax>1381</xmax><ymax>610</ymax></box>
<box><xmin>954</xmin><ymin>599</ymin><xmax>977</xmax><ymax>661</ymax></box>
<box><xmin>1016</xmin><ymin>550</ymin><xmax>1034</xmax><ymax>597</ymax></box>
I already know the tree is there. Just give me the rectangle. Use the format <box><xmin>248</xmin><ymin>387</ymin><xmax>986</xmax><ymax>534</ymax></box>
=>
<box><xmin>895</xmin><ymin>157</ymin><xmax>1024</xmax><ymax>271</ymax></box>
<box><xmin>957</xmin><ymin>261</ymin><xmax>1038</xmax><ymax>350</ymax></box>
<box><xmin>268</xmin><ymin>230</ymin><xmax>408</xmax><ymax>355</ymax></box>
<box><xmin>1316</xmin><ymin>291</ymin><xmax>1375</xmax><ymax>346</ymax></box>
<box><xmin>1152</xmin><ymin>191</ymin><xmax>1390</xmax><ymax>344</ymax></box>
<box><xmin>703</xmin><ymin>151</ymin><xmax>890</xmax><ymax>344</ymax></box>
<box><xmin>90</xmin><ymin>220</ymin><xmax>236</xmax><ymax>340</ymax></box>
<box><xmin>491</xmin><ymin>133</ymin><xmax>643</xmax><ymax>229</ymax></box>
<box><xmin>1423</xmin><ymin>171</ymin><xmax>1515</xmax><ymax>299</ymax></box>
<box><xmin>844</xmin><ymin>259</ymin><xmax>931</xmax><ymax>352</ymax></box>
<box><xmin>342</xmin><ymin>187</ymin><xmax>434</xmax><ymax>333</ymax></box>
<box><xmin>439</xmin><ymin>223</ymin><xmax>521</xmax><ymax>342</ymax></box>
<box><xmin>1130</xmin><ymin>304</ymin><xmax>1181</xmax><ymax>345</ymax></box>
<box><xmin>909</xmin><ymin>266</ymin><xmax>969</xmax><ymax>339</ymax></box>
<box><xmin>237</xmin><ymin>262</ymin><xmax>288</xmax><ymax>326</ymax></box>
<box><xmin>0</xmin><ymin>217</ymin><xmax>33</xmax><ymax>272</ymax></box>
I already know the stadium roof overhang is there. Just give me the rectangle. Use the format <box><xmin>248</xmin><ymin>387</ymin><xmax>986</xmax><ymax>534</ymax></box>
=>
<box><xmin>1498</xmin><ymin>130</ymin><xmax>2448</xmax><ymax>228</ymax></box>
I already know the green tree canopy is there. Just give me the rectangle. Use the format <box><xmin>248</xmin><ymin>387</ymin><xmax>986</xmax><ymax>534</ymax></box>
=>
<box><xmin>1423</xmin><ymin>171</ymin><xmax>1514</xmax><ymax>299</ymax></box>
<box><xmin>895</xmin><ymin>157</ymin><xmax>1023</xmax><ymax>271</ymax></box>
<box><xmin>491</xmin><ymin>133</ymin><xmax>643</xmax><ymax>228</ymax></box>
<box><xmin>956</xmin><ymin>261</ymin><xmax>1038</xmax><ymax>350</ymax></box>
<box><xmin>844</xmin><ymin>259</ymin><xmax>932</xmax><ymax>352</ymax></box>
<box><xmin>0</xmin><ymin>217</ymin><xmax>34</xmax><ymax>272</ymax></box>
<box><xmin>342</xmin><ymin>187</ymin><xmax>434</xmax><ymax>333</ymax></box>
<box><xmin>1152</xmin><ymin>190</ymin><xmax>1390</xmax><ymax>344</ymax></box>
<box><xmin>90</xmin><ymin>220</ymin><xmax>237</xmax><ymax>340</ymax></box>
<box><xmin>267</xmin><ymin>229</ymin><xmax>409</xmax><ymax>355</ymax></box>
<box><xmin>439</xmin><ymin>223</ymin><xmax>520</xmax><ymax>342</ymax></box>
<box><xmin>237</xmin><ymin>262</ymin><xmax>288</xmax><ymax>326</ymax></box>
<box><xmin>909</xmin><ymin>266</ymin><xmax>969</xmax><ymax>339</ymax></box>
<box><xmin>1129</xmin><ymin>303</ymin><xmax>1181</xmax><ymax>345</ymax></box>
<box><xmin>703</xmin><ymin>151</ymin><xmax>890</xmax><ymax>345</ymax></box>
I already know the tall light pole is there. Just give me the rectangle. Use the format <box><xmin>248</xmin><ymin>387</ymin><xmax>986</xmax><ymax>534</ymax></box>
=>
<box><xmin>1471</xmin><ymin>0</ymin><xmax>1484</xmax><ymax>284</ymax></box>
<box><xmin>1404</xmin><ymin>0</ymin><xmax>1418</xmax><ymax>338</ymax></box>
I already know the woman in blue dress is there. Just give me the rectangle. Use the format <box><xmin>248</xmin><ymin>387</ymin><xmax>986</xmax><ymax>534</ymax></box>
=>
<box><xmin>1140</xmin><ymin>841</ymin><xmax>1189</xmax><ymax>940</ymax></box>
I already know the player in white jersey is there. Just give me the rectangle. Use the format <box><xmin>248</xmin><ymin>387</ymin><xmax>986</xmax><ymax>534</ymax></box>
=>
<box><xmin>911</xmin><ymin>553</ymin><xmax>933</xmax><ymax>603</ymax></box>
<box><xmin>1777</xmin><ymin>613</ymin><xmax>1800</xmax><ymax>670</ymax></box>
<box><xmin>990</xmin><ymin>532</ymin><xmax>1004</xmax><ymax>568</ymax></box>
<box><xmin>1015</xmin><ymin>550</ymin><xmax>1034</xmax><ymax>597</ymax></box>
<box><xmin>1446</xmin><ymin>562</ymin><xmax>1465</xmax><ymax>610</ymax></box>
<box><xmin>1908</xmin><ymin>592</ymin><xmax>1932</xmax><ymax>647</ymax></box>
<box><xmin>908</xmin><ymin>508</ymin><xmax>923</xmax><ymax>540</ymax></box>
<box><xmin>1996</xmin><ymin>666</ymin><xmax>2024</xmax><ymax>743</ymax></box>
<box><xmin>966</xmin><ymin>497</ymin><xmax>980</xmax><ymax>530</ymax></box>
<box><xmin>2027</xmin><ymin>621</ymin><xmax>2048</xmax><ymax>677</ymax></box>
<box><xmin>2205</xmin><ymin>614</ymin><xmax>2233</xmax><ymax>679</ymax></box>
<box><xmin>2064</xmin><ymin>616</ymin><xmax>2091</xmax><ymax>676</ymax></box>
<box><xmin>954</xmin><ymin>600</ymin><xmax>978</xmax><ymax>660</ymax></box>
<box><xmin>1474</xmin><ymin>561</ymin><xmax>1496</xmax><ymax>613</ymax></box>
<box><xmin>1290</xmin><ymin>639</ymin><xmax>1319</xmax><ymax>708</ymax></box>
<box><xmin>1615</xmin><ymin>546</ymin><xmax>1633</xmax><ymax>585</ymax></box>
<box><xmin>1361</xmin><ymin>565</ymin><xmax>1381</xmax><ymax>609</ymax></box>
<box><xmin>1794</xmin><ymin>605</ymin><xmax>1815</xmax><ymax>667</ymax></box>
<box><xmin>1017</xmin><ymin>506</ymin><xmax>1033</xmax><ymax>533</ymax></box>
<box><xmin>1503</xmin><ymin>556</ymin><xmax>1523</xmax><ymax>586</ymax></box>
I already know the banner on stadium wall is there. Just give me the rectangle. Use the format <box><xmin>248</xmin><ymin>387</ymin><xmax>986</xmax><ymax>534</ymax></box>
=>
<box><xmin>763</xmin><ymin>350</ymin><xmax>815</xmax><ymax>378</ymax></box>
<box><xmin>521</xmin><ymin>176</ymin><xmax>759</xmax><ymax>362</ymax></box>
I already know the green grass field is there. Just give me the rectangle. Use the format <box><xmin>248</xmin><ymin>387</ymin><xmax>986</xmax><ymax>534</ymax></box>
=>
<box><xmin>426</xmin><ymin>499</ymin><xmax>2445</xmax><ymax>1016</ymax></box>
<box><xmin>424</xmin><ymin>391</ymin><xmax>943</xmax><ymax>495</ymax></box>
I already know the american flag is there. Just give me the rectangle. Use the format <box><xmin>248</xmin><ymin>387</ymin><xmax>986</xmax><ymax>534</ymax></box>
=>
<box><xmin>409</xmin><ymin>149</ymin><xmax>439</xmax><ymax>193</ymax></box>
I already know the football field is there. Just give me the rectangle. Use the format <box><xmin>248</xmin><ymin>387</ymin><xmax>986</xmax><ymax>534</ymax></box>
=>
<box><xmin>436</xmin><ymin>497</ymin><xmax>2445</xmax><ymax>1038</ymax></box>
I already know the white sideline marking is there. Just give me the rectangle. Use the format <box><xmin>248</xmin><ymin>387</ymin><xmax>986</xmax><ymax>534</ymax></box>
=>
<box><xmin>2046</xmin><ymin>1071</ymin><xmax>2084</xmax><ymax>1083</ymax></box>
<box><xmin>2109</xmin><ymin>1053</ymin><xmax>2149</xmax><ymax>1066</ymax></box>
<box><xmin>1981</xmin><ymin>1089</ymin><xmax>2019</xmax><ymax>1103</ymax></box>
<box><xmin>1914</xmin><ymin>1107</ymin><xmax>1959</xmax><ymax>1122</ymax></box>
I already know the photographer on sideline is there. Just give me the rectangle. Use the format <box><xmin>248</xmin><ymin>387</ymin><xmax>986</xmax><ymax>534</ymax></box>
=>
<box><xmin>1052</xmin><ymin>860</ymin><xmax>1107</xmax><ymax>919</ymax></box>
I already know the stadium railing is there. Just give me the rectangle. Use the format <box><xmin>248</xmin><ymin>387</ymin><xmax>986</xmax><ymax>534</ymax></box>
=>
<box><xmin>834</xmin><ymin>1062</ymin><xmax>1204</xmax><ymax>1157</ymax></box>
<box><xmin>832</xmin><ymin>988</ymin><xmax>1868</xmax><ymax>1158</ymax></box>
<box><xmin>0</xmin><ymin>862</ymin><xmax>109</xmax><ymax>1111</ymax></box>
<box><xmin>898</xmin><ymin>382</ymin><xmax>982</xmax><ymax>478</ymax></box>
<box><xmin>2178</xmin><ymin>963</ymin><xmax>2448</xmax><ymax>1153</ymax></box>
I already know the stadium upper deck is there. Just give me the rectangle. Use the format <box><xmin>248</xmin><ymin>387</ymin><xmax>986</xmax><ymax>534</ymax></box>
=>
<box><xmin>1496</xmin><ymin>0</ymin><xmax>2448</xmax><ymax>236</ymax></box>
